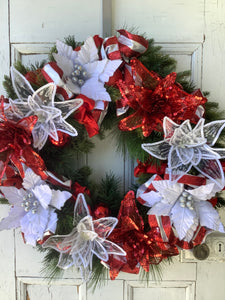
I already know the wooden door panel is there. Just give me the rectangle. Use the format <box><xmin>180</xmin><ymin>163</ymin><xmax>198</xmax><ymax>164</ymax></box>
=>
<box><xmin>157</xmin><ymin>43</ymin><xmax>202</xmax><ymax>87</ymax></box>
<box><xmin>112</xmin><ymin>0</ymin><xmax>204</xmax><ymax>43</ymax></box>
<box><xmin>8</xmin><ymin>18</ymin><xmax>202</xmax><ymax>300</ymax></box>
<box><xmin>10</xmin><ymin>0</ymin><xmax>102</xmax><ymax>43</ymax></box>
<box><xmin>0</xmin><ymin>206</ymin><xmax>16</xmax><ymax>300</ymax></box>
<box><xmin>17</xmin><ymin>278</ymin><xmax>85</xmax><ymax>300</ymax></box>
<box><xmin>11</xmin><ymin>44</ymin><xmax>53</xmax><ymax>66</ymax></box>
<box><xmin>125</xmin><ymin>281</ymin><xmax>195</xmax><ymax>300</ymax></box>
<box><xmin>0</xmin><ymin>1</ymin><xmax>10</xmax><ymax>95</ymax></box>
<box><xmin>202</xmin><ymin>0</ymin><xmax>225</xmax><ymax>109</ymax></box>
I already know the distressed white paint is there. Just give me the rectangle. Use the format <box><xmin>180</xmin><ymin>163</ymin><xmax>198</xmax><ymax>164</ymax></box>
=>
<box><xmin>10</xmin><ymin>0</ymin><xmax>102</xmax><ymax>42</ymax></box>
<box><xmin>11</xmin><ymin>43</ymin><xmax>53</xmax><ymax>65</ymax></box>
<box><xmin>88</xmin><ymin>280</ymin><xmax>124</xmax><ymax>300</ymax></box>
<box><xmin>112</xmin><ymin>0</ymin><xmax>205</xmax><ymax>43</ymax></box>
<box><xmin>0</xmin><ymin>3</ymin><xmax>15</xmax><ymax>299</ymax></box>
<box><xmin>0</xmin><ymin>206</ymin><xmax>16</xmax><ymax>300</ymax></box>
<box><xmin>17</xmin><ymin>277</ymin><xmax>86</xmax><ymax>300</ymax></box>
<box><xmin>196</xmin><ymin>261</ymin><xmax>225</xmax><ymax>300</ymax></box>
<box><xmin>202</xmin><ymin>0</ymin><xmax>225</xmax><ymax>109</ymax></box>
<box><xmin>0</xmin><ymin>0</ymin><xmax>225</xmax><ymax>299</ymax></box>
<box><xmin>157</xmin><ymin>43</ymin><xmax>203</xmax><ymax>88</ymax></box>
<box><xmin>124</xmin><ymin>281</ymin><xmax>195</xmax><ymax>300</ymax></box>
<box><xmin>0</xmin><ymin>0</ymin><xmax>10</xmax><ymax>94</ymax></box>
<box><xmin>102</xmin><ymin>0</ymin><xmax>112</xmax><ymax>37</ymax></box>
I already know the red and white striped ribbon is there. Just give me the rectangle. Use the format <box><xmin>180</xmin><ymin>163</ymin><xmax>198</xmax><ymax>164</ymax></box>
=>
<box><xmin>42</xmin><ymin>62</ymin><xmax>74</xmax><ymax>101</ymax></box>
<box><xmin>45</xmin><ymin>170</ymin><xmax>71</xmax><ymax>189</ymax></box>
<box><xmin>117</xmin><ymin>29</ymin><xmax>148</xmax><ymax>58</ymax></box>
<box><xmin>42</xmin><ymin>30</ymin><xmax>148</xmax><ymax>102</ymax></box>
<box><xmin>101</xmin><ymin>36</ymin><xmax>121</xmax><ymax>60</ymax></box>
<box><xmin>100</xmin><ymin>30</ymin><xmax>148</xmax><ymax>61</ymax></box>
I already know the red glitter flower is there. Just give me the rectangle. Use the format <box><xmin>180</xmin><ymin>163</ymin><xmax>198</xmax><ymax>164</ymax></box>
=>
<box><xmin>118</xmin><ymin>59</ymin><xmax>207</xmax><ymax>137</ymax></box>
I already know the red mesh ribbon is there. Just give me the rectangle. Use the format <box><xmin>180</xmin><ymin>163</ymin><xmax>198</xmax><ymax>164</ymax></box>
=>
<box><xmin>134</xmin><ymin>159</ymin><xmax>167</xmax><ymax>177</ymax></box>
<box><xmin>164</xmin><ymin>172</ymin><xmax>207</xmax><ymax>186</ymax></box>
<box><xmin>72</xmin><ymin>182</ymin><xmax>91</xmax><ymax>198</ymax></box>
<box><xmin>148</xmin><ymin>215</ymin><xmax>206</xmax><ymax>250</ymax></box>
<box><xmin>0</xmin><ymin>104</ymin><xmax>46</xmax><ymax>181</ymax></box>
<box><xmin>25</xmin><ymin>68</ymin><xmax>47</xmax><ymax>86</ymax></box>
<box><xmin>93</xmin><ymin>204</ymin><xmax>109</xmax><ymax>219</ymax></box>
<box><xmin>73</xmin><ymin>94</ymin><xmax>99</xmax><ymax>137</ymax></box>
<box><xmin>49</xmin><ymin>131</ymin><xmax>71</xmax><ymax>147</ymax></box>
<box><xmin>0</xmin><ymin>164</ymin><xmax>23</xmax><ymax>188</ymax></box>
<box><xmin>118</xmin><ymin>59</ymin><xmax>207</xmax><ymax>137</ymax></box>
<box><xmin>37</xmin><ymin>231</ymin><xmax>53</xmax><ymax>245</ymax></box>
<box><xmin>106</xmin><ymin>256</ymin><xmax>139</xmax><ymax>280</ymax></box>
<box><xmin>108</xmin><ymin>191</ymin><xmax>179</xmax><ymax>279</ymax></box>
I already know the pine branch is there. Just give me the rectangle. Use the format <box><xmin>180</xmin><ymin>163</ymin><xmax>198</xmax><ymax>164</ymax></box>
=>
<box><xmin>139</xmin><ymin>39</ymin><xmax>177</xmax><ymax>77</ymax></box>
<box><xmin>49</xmin><ymin>35</ymin><xmax>83</xmax><ymax>61</ymax></box>
<box><xmin>0</xmin><ymin>198</ymin><xmax>9</xmax><ymax>204</ymax></box>
<box><xmin>3</xmin><ymin>75</ymin><xmax>17</xmax><ymax>99</ymax></box>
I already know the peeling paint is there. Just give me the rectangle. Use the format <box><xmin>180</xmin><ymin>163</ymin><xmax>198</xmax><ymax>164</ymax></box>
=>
<box><xmin>26</xmin><ymin>291</ymin><xmax>30</xmax><ymax>300</ymax></box>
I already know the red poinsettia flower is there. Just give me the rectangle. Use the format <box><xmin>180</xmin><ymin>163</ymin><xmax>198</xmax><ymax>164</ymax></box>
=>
<box><xmin>118</xmin><ymin>59</ymin><xmax>207</xmax><ymax>137</ymax></box>
<box><xmin>0</xmin><ymin>106</ymin><xmax>46</xmax><ymax>181</ymax></box>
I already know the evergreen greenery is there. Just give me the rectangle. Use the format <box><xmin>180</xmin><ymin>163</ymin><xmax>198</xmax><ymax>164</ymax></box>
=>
<box><xmin>2</xmin><ymin>33</ymin><xmax>225</xmax><ymax>288</ymax></box>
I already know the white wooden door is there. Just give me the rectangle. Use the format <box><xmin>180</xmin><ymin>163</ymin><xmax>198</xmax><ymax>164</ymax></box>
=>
<box><xmin>1</xmin><ymin>1</ymin><xmax>225</xmax><ymax>299</ymax></box>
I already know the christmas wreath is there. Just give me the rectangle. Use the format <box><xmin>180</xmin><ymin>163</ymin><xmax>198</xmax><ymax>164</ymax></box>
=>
<box><xmin>1</xmin><ymin>29</ymin><xmax>225</xmax><ymax>286</ymax></box>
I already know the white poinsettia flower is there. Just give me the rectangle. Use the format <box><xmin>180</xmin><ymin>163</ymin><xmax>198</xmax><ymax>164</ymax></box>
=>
<box><xmin>51</xmin><ymin>37</ymin><xmax>122</xmax><ymax>109</ymax></box>
<box><xmin>0</xmin><ymin>168</ymin><xmax>71</xmax><ymax>246</ymax></box>
<box><xmin>42</xmin><ymin>193</ymin><xmax>126</xmax><ymax>281</ymax></box>
<box><xmin>9</xmin><ymin>67</ymin><xmax>83</xmax><ymax>150</ymax></box>
<box><xmin>142</xmin><ymin>117</ymin><xmax>225</xmax><ymax>188</ymax></box>
<box><xmin>140</xmin><ymin>179</ymin><xmax>224</xmax><ymax>242</ymax></box>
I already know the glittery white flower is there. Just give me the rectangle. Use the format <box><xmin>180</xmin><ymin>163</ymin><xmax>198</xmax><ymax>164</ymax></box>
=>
<box><xmin>9</xmin><ymin>67</ymin><xmax>83</xmax><ymax>150</ymax></box>
<box><xmin>50</xmin><ymin>37</ymin><xmax>122</xmax><ymax>109</ymax></box>
<box><xmin>42</xmin><ymin>193</ymin><xmax>126</xmax><ymax>281</ymax></box>
<box><xmin>140</xmin><ymin>179</ymin><xmax>224</xmax><ymax>242</ymax></box>
<box><xmin>142</xmin><ymin>117</ymin><xmax>225</xmax><ymax>188</ymax></box>
<box><xmin>0</xmin><ymin>168</ymin><xmax>71</xmax><ymax>246</ymax></box>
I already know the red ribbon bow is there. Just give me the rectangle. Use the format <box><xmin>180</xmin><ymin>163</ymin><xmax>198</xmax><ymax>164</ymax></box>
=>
<box><xmin>0</xmin><ymin>116</ymin><xmax>46</xmax><ymax>180</ymax></box>
<box><xmin>73</xmin><ymin>94</ymin><xmax>100</xmax><ymax>137</ymax></box>
<box><xmin>108</xmin><ymin>191</ymin><xmax>179</xmax><ymax>279</ymax></box>
<box><xmin>0</xmin><ymin>101</ymin><xmax>47</xmax><ymax>181</ymax></box>
<box><xmin>134</xmin><ymin>159</ymin><xmax>168</xmax><ymax>177</ymax></box>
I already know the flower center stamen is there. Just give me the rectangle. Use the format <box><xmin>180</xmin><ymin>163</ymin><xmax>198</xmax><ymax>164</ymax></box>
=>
<box><xmin>71</xmin><ymin>63</ymin><xmax>88</xmax><ymax>87</ymax></box>
<box><xmin>178</xmin><ymin>191</ymin><xmax>194</xmax><ymax>210</ymax></box>
<box><xmin>21</xmin><ymin>191</ymin><xmax>39</xmax><ymax>214</ymax></box>
<box><xmin>77</xmin><ymin>222</ymin><xmax>97</xmax><ymax>241</ymax></box>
